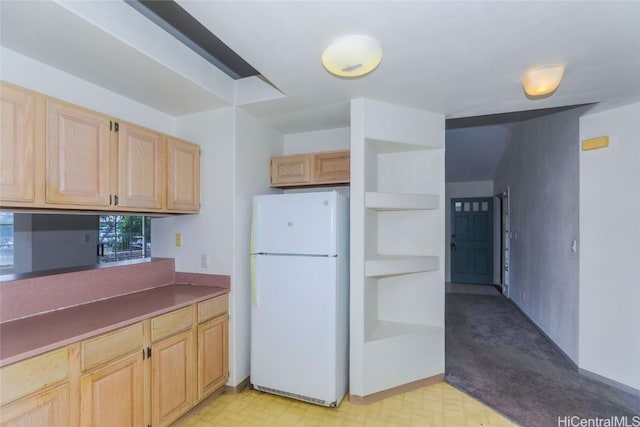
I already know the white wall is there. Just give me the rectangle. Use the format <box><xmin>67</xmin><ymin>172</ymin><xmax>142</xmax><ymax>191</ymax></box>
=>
<box><xmin>494</xmin><ymin>108</ymin><xmax>583</xmax><ymax>362</ymax></box>
<box><xmin>444</xmin><ymin>181</ymin><xmax>494</xmax><ymax>282</ymax></box>
<box><xmin>231</xmin><ymin>108</ymin><xmax>283</xmax><ymax>386</ymax></box>
<box><xmin>0</xmin><ymin>47</ymin><xmax>174</xmax><ymax>133</ymax></box>
<box><xmin>283</xmin><ymin>127</ymin><xmax>350</xmax><ymax>154</ymax></box>
<box><xmin>152</xmin><ymin>108</ymin><xmax>235</xmax><ymax>275</ymax></box>
<box><xmin>579</xmin><ymin>102</ymin><xmax>640</xmax><ymax>392</ymax></box>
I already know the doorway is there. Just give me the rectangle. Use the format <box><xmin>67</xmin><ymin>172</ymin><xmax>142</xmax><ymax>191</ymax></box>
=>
<box><xmin>450</xmin><ymin>197</ymin><xmax>493</xmax><ymax>284</ymax></box>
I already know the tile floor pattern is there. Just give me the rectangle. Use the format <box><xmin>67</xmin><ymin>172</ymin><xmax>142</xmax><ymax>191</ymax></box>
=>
<box><xmin>181</xmin><ymin>382</ymin><xmax>516</xmax><ymax>426</ymax></box>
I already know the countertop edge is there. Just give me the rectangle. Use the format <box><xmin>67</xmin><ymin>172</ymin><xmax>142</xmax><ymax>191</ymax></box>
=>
<box><xmin>0</xmin><ymin>284</ymin><xmax>230</xmax><ymax>368</ymax></box>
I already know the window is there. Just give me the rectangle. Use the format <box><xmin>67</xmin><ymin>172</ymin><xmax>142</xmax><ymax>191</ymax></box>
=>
<box><xmin>0</xmin><ymin>212</ymin><xmax>13</xmax><ymax>268</ymax></box>
<box><xmin>98</xmin><ymin>215</ymin><xmax>151</xmax><ymax>263</ymax></box>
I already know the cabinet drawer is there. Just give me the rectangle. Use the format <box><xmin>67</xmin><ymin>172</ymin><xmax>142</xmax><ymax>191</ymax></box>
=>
<box><xmin>151</xmin><ymin>306</ymin><xmax>193</xmax><ymax>342</ymax></box>
<box><xmin>82</xmin><ymin>323</ymin><xmax>143</xmax><ymax>372</ymax></box>
<box><xmin>198</xmin><ymin>295</ymin><xmax>229</xmax><ymax>323</ymax></box>
<box><xmin>0</xmin><ymin>347</ymin><xmax>68</xmax><ymax>406</ymax></box>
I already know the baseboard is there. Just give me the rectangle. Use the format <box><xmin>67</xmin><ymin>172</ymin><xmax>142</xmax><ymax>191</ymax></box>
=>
<box><xmin>510</xmin><ymin>299</ymin><xmax>640</xmax><ymax>396</ymax></box>
<box><xmin>579</xmin><ymin>368</ymin><xmax>640</xmax><ymax>397</ymax></box>
<box><xmin>349</xmin><ymin>374</ymin><xmax>444</xmax><ymax>405</ymax></box>
<box><xmin>510</xmin><ymin>299</ymin><xmax>579</xmax><ymax>370</ymax></box>
<box><xmin>224</xmin><ymin>376</ymin><xmax>251</xmax><ymax>394</ymax></box>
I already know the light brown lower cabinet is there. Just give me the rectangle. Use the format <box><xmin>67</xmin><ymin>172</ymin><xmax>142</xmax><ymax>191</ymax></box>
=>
<box><xmin>198</xmin><ymin>314</ymin><xmax>229</xmax><ymax>400</ymax></box>
<box><xmin>152</xmin><ymin>327</ymin><xmax>195</xmax><ymax>427</ymax></box>
<box><xmin>80</xmin><ymin>352</ymin><xmax>145</xmax><ymax>427</ymax></box>
<box><xmin>0</xmin><ymin>347</ymin><xmax>69</xmax><ymax>427</ymax></box>
<box><xmin>0</xmin><ymin>294</ymin><xmax>228</xmax><ymax>427</ymax></box>
<box><xmin>0</xmin><ymin>383</ymin><xmax>69</xmax><ymax>427</ymax></box>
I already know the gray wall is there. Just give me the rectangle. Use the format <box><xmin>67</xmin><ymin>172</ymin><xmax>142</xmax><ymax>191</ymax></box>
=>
<box><xmin>493</xmin><ymin>108</ymin><xmax>585</xmax><ymax>362</ymax></box>
<box><xmin>12</xmin><ymin>214</ymin><xmax>99</xmax><ymax>274</ymax></box>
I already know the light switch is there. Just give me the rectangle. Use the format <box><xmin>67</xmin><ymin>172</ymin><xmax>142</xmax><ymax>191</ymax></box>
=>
<box><xmin>175</xmin><ymin>233</ymin><xmax>182</xmax><ymax>247</ymax></box>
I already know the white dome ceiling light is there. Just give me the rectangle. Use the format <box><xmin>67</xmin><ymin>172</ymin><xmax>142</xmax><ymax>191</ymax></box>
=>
<box><xmin>321</xmin><ymin>35</ymin><xmax>383</xmax><ymax>78</ymax></box>
<box><xmin>522</xmin><ymin>65</ymin><xmax>566</xmax><ymax>98</ymax></box>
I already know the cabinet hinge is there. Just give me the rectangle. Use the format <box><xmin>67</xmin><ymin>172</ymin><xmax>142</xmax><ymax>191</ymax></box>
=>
<box><xmin>114</xmin><ymin>121</ymin><xmax>119</xmax><ymax>132</ymax></box>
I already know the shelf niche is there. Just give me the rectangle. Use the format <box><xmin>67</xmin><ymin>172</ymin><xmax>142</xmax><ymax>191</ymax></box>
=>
<box><xmin>350</xmin><ymin>98</ymin><xmax>445</xmax><ymax>400</ymax></box>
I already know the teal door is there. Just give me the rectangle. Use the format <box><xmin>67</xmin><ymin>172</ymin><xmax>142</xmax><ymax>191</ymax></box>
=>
<box><xmin>451</xmin><ymin>197</ymin><xmax>494</xmax><ymax>284</ymax></box>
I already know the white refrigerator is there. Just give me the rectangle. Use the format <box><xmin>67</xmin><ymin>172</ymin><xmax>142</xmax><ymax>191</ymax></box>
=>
<box><xmin>250</xmin><ymin>191</ymin><xmax>349</xmax><ymax>407</ymax></box>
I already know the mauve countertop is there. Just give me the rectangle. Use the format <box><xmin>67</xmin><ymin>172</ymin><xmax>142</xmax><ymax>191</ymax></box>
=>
<box><xmin>0</xmin><ymin>283</ymin><xmax>229</xmax><ymax>367</ymax></box>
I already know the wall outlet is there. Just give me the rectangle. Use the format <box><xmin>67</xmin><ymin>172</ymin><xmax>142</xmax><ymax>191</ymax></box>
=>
<box><xmin>201</xmin><ymin>254</ymin><xmax>209</xmax><ymax>268</ymax></box>
<box><xmin>175</xmin><ymin>233</ymin><xmax>182</xmax><ymax>247</ymax></box>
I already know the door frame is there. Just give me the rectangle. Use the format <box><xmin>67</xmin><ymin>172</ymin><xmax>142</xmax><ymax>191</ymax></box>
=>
<box><xmin>495</xmin><ymin>187</ymin><xmax>511</xmax><ymax>298</ymax></box>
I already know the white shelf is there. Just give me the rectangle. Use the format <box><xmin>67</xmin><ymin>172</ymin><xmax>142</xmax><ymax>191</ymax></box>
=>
<box><xmin>366</xmin><ymin>137</ymin><xmax>441</xmax><ymax>153</ymax></box>
<box><xmin>366</xmin><ymin>321</ymin><xmax>442</xmax><ymax>343</ymax></box>
<box><xmin>365</xmin><ymin>192</ymin><xmax>439</xmax><ymax>211</ymax></box>
<box><xmin>365</xmin><ymin>255</ymin><xmax>439</xmax><ymax>277</ymax></box>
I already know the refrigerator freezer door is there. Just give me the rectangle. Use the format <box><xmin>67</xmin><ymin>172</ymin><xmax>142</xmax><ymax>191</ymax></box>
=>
<box><xmin>253</xmin><ymin>192</ymin><xmax>338</xmax><ymax>256</ymax></box>
<box><xmin>251</xmin><ymin>255</ymin><xmax>338</xmax><ymax>403</ymax></box>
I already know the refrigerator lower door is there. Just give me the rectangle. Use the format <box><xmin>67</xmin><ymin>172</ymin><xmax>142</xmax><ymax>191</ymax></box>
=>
<box><xmin>251</xmin><ymin>254</ymin><xmax>339</xmax><ymax>406</ymax></box>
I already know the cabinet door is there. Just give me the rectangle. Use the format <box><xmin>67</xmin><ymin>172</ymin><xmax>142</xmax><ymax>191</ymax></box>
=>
<box><xmin>46</xmin><ymin>100</ymin><xmax>113</xmax><ymax>207</ymax></box>
<box><xmin>80</xmin><ymin>352</ymin><xmax>144</xmax><ymax>427</ymax></box>
<box><xmin>0</xmin><ymin>83</ymin><xmax>38</xmax><ymax>203</ymax></box>
<box><xmin>152</xmin><ymin>330</ymin><xmax>194</xmax><ymax>427</ymax></box>
<box><xmin>197</xmin><ymin>315</ymin><xmax>228</xmax><ymax>400</ymax></box>
<box><xmin>166</xmin><ymin>137</ymin><xmax>200</xmax><ymax>212</ymax></box>
<box><xmin>270</xmin><ymin>154</ymin><xmax>311</xmax><ymax>186</ymax></box>
<box><xmin>0</xmin><ymin>383</ymin><xmax>69</xmax><ymax>427</ymax></box>
<box><xmin>313</xmin><ymin>150</ymin><xmax>350</xmax><ymax>184</ymax></box>
<box><xmin>117</xmin><ymin>123</ymin><xmax>164</xmax><ymax>209</ymax></box>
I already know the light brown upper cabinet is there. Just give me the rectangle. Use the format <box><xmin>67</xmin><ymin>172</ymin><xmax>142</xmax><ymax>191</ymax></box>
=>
<box><xmin>313</xmin><ymin>150</ymin><xmax>350</xmax><ymax>184</ymax></box>
<box><xmin>167</xmin><ymin>137</ymin><xmax>200</xmax><ymax>212</ymax></box>
<box><xmin>0</xmin><ymin>82</ymin><xmax>201</xmax><ymax>214</ymax></box>
<box><xmin>0</xmin><ymin>83</ymin><xmax>44</xmax><ymax>205</ymax></box>
<box><xmin>118</xmin><ymin>122</ymin><xmax>164</xmax><ymax>210</ymax></box>
<box><xmin>270</xmin><ymin>150</ymin><xmax>350</xmax><ymax>188</ymax></box>
<box><xmin>270</xmin><ymin>154</ymin><xmax>312</xmax><ymax>186</ymax></box>
<box><xmin>46</xmin><ymin>100</ymin><xmax>114</xmax><ymax>207</ymax></box>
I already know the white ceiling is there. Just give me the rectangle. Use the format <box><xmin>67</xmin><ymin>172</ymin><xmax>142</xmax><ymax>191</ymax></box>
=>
<box><xmin>1</xmin><ymin>1</ymin><xmax>639</xmax><ymax>181</ymax></box>
<box><xmin>178</xmin><ymin>0</ymin><xmax>640</xmax><ymax>131</ymax></box>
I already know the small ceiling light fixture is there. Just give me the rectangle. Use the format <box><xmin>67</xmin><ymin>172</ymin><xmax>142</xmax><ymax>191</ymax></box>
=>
<box><xmin>522</xmin><ymin>65</ymin><xmax>566</xmax><ymax>98</ymax></box>
<box><xmin>321</xmin><ymin>35</ymin><xmax>382</xmax><ymax>78</ymax></box>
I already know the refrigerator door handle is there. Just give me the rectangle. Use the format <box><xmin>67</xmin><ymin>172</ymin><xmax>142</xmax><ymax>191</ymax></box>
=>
<box><xmin>250</xmin><ymin>201</ymin><xmax>260</xmax><ymax>306</ymax></box>
<box><xmin>251</xmin><ymin>255</ymin><xmax>260</xmax><ymax>306</ymax></box>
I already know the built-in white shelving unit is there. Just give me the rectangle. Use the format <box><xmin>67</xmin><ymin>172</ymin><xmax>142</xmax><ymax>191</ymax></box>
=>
<box><xmin>365</xmin><ymin>192</ymin><xmax>439</xmax><ymax>211</ymax></box>
<box><xmin>365</xmin><ymin>255</ymin><xmax>439</xmax><ymax>277</ymax></box>
<box><xmin>350</xmin><ymin>98</ymin><xmax>445</xmax><ymax>400</ymax></box>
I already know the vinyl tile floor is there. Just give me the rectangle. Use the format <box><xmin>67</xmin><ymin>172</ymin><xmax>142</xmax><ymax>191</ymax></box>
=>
<box><xmin>179</xmin><ymin>382</ymin><xmax>516</xmax><ymax>427</ymax></box>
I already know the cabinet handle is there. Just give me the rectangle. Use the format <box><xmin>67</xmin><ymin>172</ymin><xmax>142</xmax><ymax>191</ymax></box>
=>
<box><xmin>114</xmin><ymin>195</ymin><xmax>119</xmax><ymax>206</ymax></box>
